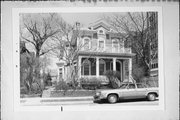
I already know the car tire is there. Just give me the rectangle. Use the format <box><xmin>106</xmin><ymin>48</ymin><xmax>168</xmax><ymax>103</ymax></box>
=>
<box><xmin>107</xmin><ymin>94</ymin><xmax>118</xmax><ymax>104</ymax></box>
<box><xmin>147</xmin><ymin>93</ymin><xmax>156</xmax><ymax>101</ymax></box>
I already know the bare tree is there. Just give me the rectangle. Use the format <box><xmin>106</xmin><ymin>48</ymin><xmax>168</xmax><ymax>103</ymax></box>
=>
<box><xmin>20</xmin><ymin>13</ymin><xmax>60</xmax><ymax>58</ymax></box>
<box><xmin>20</xmin><ymin>13</ymin><xmax>61</xmax><ymax>95</ymax></box>
<box><xmin>48</xmin><ymin>20</ymin><xmax>82</xmax><ymax>87</ymax></box>
<box><xmin>105</xmin><ymin>12</ymin><xmax>154</xmax><ymax>76</ymax></box>
<box><xmin>48</xmin><ymin>20</ymin><xmax>99</xmax><ymax>89</ymax></box>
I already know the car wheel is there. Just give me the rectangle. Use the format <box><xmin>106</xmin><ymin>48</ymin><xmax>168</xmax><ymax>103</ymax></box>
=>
<box><xmin>147</xmin><ymin>93</ymin><xmax>156</xmax><ymax>101</ymax></box>
<box><xmin>107</xmin><ymin>94</ymin><xmax>118</xmax><ymax>104</ymax></box>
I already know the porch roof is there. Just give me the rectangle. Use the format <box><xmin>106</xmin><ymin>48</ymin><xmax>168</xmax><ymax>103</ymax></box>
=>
<box><xmin>78</xmin><ymin>51</ymin><xmax>136</xmax><ymax>58</ymax></box>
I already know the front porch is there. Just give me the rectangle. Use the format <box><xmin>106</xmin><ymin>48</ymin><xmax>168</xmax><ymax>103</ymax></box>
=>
<box><xmin>78</xmin><ymin>54</ymin><xmax>133</xmax><ymax>82</ymax></box>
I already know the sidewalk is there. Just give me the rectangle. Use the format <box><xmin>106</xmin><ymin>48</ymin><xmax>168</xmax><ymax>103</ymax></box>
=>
<box><xmin>20</xmin><ymin>96</ymin><xmax>93</xmax><ymax>106</ymax></box>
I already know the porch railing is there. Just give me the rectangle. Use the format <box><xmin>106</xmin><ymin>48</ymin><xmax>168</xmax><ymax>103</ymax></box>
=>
<box><xmin>80</xmin><ymin>47</ymin><xmax>132</xmax><ymax>54</ymax></box>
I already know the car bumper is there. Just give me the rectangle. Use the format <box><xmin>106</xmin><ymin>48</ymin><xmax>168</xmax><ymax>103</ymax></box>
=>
<box><xmin>93</xmin><ymin>95</ymin><xmax>106</xmax><ymax>101</ymax></box>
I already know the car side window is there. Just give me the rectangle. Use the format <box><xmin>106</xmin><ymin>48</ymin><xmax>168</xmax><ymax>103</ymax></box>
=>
<box><xmin>137</xmin><ymin>84</ymin><xmax>146</xmax><ymax>88</ymax></box>
<box><xmin>128</xmin><ymin>84</ymin><xmax>135</xmax><ymax>89</ymax></box>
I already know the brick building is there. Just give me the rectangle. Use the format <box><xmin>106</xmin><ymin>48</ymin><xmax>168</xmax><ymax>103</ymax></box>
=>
<box><xmin>147</xmin><ymin>12</ymin><xmax>158</xmax><ymax>77</ymax></box>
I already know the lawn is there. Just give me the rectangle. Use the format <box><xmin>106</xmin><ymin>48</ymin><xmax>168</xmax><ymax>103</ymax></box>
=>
<box><xmin>50</xmin><ymin>90</ymin><xmax>96</xmax><ymax>97</ymax></box>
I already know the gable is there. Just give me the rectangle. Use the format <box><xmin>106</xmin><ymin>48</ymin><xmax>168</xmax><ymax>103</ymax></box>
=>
<box><xmin>92</xmin><ymin>22</ymin><xmax>110</xmax><ymax>31</ymax></box>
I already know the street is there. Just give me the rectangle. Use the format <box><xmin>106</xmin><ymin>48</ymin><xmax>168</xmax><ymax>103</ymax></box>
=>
<box><xmin>59</xmin><ymin>99</ymin><xmax>159</xmax><ymax>106</ymax></box>
<box><xmin>21</xmin><ymin>97</ymin><xmax>159</xmax><ymax>106</ymax></box>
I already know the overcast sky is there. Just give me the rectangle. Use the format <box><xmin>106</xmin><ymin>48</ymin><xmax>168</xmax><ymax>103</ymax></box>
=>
<box><xmin>59</xmin><ymin>12</ymin><xmax>126</xmax><ymax>27</ymax></box>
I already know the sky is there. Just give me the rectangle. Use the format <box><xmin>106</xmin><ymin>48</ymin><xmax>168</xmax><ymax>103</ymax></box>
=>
<box><xmin>59</xmin><ymin>12</ymin><xmax>126</xmax><ymax>27</ymax></box>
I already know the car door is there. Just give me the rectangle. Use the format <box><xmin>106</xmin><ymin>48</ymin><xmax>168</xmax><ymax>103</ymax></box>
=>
<box><xmin>136</xmin><ymin>84</ymin><xmax>148</xmax><ymax>98</ymax></box>
<box><xmin>118</xmin><ymin>84</ymin><xmax>128</xmax><ymax>98</ymax></box>
<box><xmin>121</xmin><ymin>84</ymin><xmax>137</xmax><ymax>99</ymax></box>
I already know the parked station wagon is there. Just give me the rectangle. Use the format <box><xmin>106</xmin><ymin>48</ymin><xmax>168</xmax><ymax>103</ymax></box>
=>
<box><xmin>93</xmin><ymin>83</ymin><xmax>159</xmax><ymax>103</ymax></box>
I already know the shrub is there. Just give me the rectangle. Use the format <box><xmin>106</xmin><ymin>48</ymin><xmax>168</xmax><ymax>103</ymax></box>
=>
<box><xmin>55</xmin><ymin>81</ymin><xmax>70</xmax><ymax>95</ymax></box>
<box><xmin>20</xmin><ymin>86</ymin><xmax>28</xmax><ymax>94</ymax></box>
<box><xmin>132</xmin><ymin>65</ymin><xmax>147</xmax><ymax>82</ymax></box>
<box><xmin>67</xmin><ymin>80</ymin><xmax>79</xmax><ymax>89</ymax></box>
<box><xmin>104</xmin><ymin>70</ymin><xmax>121</xmax><ymax>80</ymax></box>
<box><xmin>44</xmin><ymin>73</ymin><xmax>52</xmax><ymax>86</ymax></box>
<box><xmin>80</xmin><ymin>77</ymin><xmax>107</xmax><ymax>90</ymax></box>
<box><xmin>140</xmin><ymin>76</ymin><xmax>158</xmax><ymax>87</ymax></box>
<box><xmin>104</xmin><ymin>70</ymin><xmax>121</xmax><ymax>89</ymax></box>
<box><xmin>55</xmin><ymin>81</ymin><xmax>69</xmax><ymax>90</ymax></box>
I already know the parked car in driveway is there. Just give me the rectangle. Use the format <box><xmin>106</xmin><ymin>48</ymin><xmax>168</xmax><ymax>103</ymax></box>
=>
<box><xmin>93</xmin><ymin>83</ymin><xmax>159</xmax><ymax>104</ymax></box>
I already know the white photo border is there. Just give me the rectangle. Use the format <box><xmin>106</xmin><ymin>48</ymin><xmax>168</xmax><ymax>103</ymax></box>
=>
<box><xmin>12</xmin><ymin>7</ymin><xmax>164</xmax><ymax>111</ymax></box>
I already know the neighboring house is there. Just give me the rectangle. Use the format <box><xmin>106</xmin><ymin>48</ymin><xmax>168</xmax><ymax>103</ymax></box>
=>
<box><xmin>147</xmin><ymin>12</ymin><xmax>158</xmax><ymax>77</ymax></box>
<box><xmin>57</xmin><ymin>20</ymin><xmax>136</xmax><ymax>83</ymax></box>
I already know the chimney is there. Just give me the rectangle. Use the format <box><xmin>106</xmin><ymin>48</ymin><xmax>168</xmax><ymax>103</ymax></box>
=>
<box><xmin>75</xmin><ymin>22</ymin><xmax>80</xmax><ymax>30</ymax></box>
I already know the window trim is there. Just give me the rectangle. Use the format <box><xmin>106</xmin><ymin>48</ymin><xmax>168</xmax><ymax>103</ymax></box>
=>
<box><xmin>99</xmin><ymin>59</ymin><xmax>106</xmax><ymax>76</ymax></box>
<box><xmin>98</xmin><ymin>28</ymin><xmax>105</xmax><ymax>34</ymax></box>
<box><xmin>112</xmin><ymin>39</ymin><xmax>119</xmax><ymax>52</ymax></box>
<box><xmin>82</xmin><ymin>59</ymin><xmax>91</xmax><ymax>76</ymax></box>
<box><xmin>98</xmin><ymin>38</ymin><xmax>105</xmax><ymax>51</ymax></box>
<box><xmin>83</xmin><ymin>37</ymin><xmax>91</xmax><ymax>50</ymax></box>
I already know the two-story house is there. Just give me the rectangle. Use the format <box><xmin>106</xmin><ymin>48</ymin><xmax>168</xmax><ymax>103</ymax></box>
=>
<box><xmin>57</xmin><ymin>20</ymin><xmax>135</xmax><ymax>83</ymax></box>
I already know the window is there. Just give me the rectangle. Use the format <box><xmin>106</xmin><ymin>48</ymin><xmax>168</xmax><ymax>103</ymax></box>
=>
<box><xmin>93</xmin><ymin>33</ymin><xmax>98</xmax><ymax>39</ymax></box>
<box><xmin>137</xmin><ymin>84</ymin><xmax>146</xmax><ymax>88</ymax></box>
<box><xmin>112</xmin><ymin>39</ymin><xmax>119</xmax><ymax>52</ymax></box>
<box><xmin>128</xmin><ymin>84</ymin><xmax>135</xmax><ymax>89</ymax></box>
<box><xmin>98</xmin><ymin>39</ymin><xmax>105</xmax><ymax>51</ymax></box>
<box><xmin>99</xmin><ymin>30</ymin><xmax>104</xmax><ymax>34</ymax></box>
<box><xmin>120</xmin><ymin>84</ymin><xmax>128</xmax><ymax>89</ymax></box>
<box><xmin>59</xmin><ymin>68</ymin><xmax>63</xmax><ymax>79</ymax></box>
<box><xmin>106</xmin><ymin>34</ymin><xmax>110</xmax><ymax>39</ymax></box>
<box><xmin>99</xmin><ymin>59</ymin><xmax>106</xmax><ymax>75</ymax></box>
<box><xmin>82</xmin><ymin>60</ymin><xmax>91</xmax><ymax>75</ymax></box>
<box><xmin>151</xmin><ymin>63</ymin><xmax>158</xmax><ymax>69</ymax></box>
<box><xmin>84</xmin><ymin>38</ymin><xmax>90</xmax><ymax>50</ymax></box>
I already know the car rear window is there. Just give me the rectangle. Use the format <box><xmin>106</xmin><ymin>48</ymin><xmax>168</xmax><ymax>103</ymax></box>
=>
<box><xmin>137</xmin><ymin>84</ymin><xmax>146</xmax><ymax>88</ymax></box>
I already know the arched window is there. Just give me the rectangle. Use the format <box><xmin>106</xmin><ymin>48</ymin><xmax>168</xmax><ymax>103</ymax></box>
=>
<box><xmin>83</xmin><ymin>38</ymin><xmax>90</xmax><ymax>50</ymax></box>
<box><xmin>99</xmin><ymin>59</ymin><xmax>106</xmax><ymax>75</ymax></box>
<box><xmin>82</xmin><ymin>59</ymin><xmax>91</xmax><ymax>75</ymax></box>
<box><xmin>98</xmin><ymin>28</ymin><xmax>104</xmax><ymax>34</ymax></box>
<box><xmin>99</xmin><ymin>30</ymin><xmax>104</xmax><ymax>34</ymax></box>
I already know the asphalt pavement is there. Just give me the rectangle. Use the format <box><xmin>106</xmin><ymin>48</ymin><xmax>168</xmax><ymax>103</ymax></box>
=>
<box><xmin>20</xmin><ymin>97</ymin><xmax>158</xmax><ymax>106</ymax></box>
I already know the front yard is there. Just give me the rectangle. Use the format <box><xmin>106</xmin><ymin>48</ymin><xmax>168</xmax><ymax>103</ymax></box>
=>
<box><xmin>50</xmin><ymin>90</ymin><xmax>96</xmax><ymax>97</ymax></box>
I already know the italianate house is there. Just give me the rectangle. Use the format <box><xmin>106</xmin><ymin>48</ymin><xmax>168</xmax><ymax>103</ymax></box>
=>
<box><xmin>56</xmin><ymin>20</ymin><xmax>136</xmax><ymax>84</ymax></box>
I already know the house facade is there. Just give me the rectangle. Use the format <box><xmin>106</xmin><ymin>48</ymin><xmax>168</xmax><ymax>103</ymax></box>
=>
<box><xmin>57</xmin><ymin>20</ymin><xmax>135</xmax><ymax>83</ymax></box>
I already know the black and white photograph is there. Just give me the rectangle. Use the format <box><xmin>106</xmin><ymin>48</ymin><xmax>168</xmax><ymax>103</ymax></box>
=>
<box><xmin>1</xmin><ymin>2</ymin><xmax>179</xmax><ymax>120</ymax></box>
<box><xmin>17</xmin><ymin>8</ymin><xmax>162</xmax><ymax>108</ymax></box>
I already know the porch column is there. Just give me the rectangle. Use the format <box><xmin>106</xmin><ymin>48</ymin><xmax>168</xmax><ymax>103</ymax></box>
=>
<box><xmin>113</xmin><ymin>58</ymin><xmax>116</xmax><ymax>71</ymax></box>
<box><xmin>129</xmin><ymin>58</ymin><xmax>132</xmax><ymax>82</ymax></box>
<box><xmin>78</xmin><ymin>56</ymin><xmax>82</xmax><ymax>78</ymax></box>
<box><xmin>96</xmin><ymin>57</ymin><xmax>99</xmax><ymax>77</ymax></box>
<box><xmin>122</xmin><ymin>60</ymin><xmax>125</xmax><ymax>81</ymax></box>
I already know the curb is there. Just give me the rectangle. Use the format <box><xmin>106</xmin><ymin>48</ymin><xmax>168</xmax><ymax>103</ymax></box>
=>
<box><xmin>40</xmin><ymin>97</ymin><xmax>93</xmax><ymax>102</ymax></box>
<box><xmin>20</xmin><ymin>96</ymin><xmax>93</xmax><ymax>104</ymax></box>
